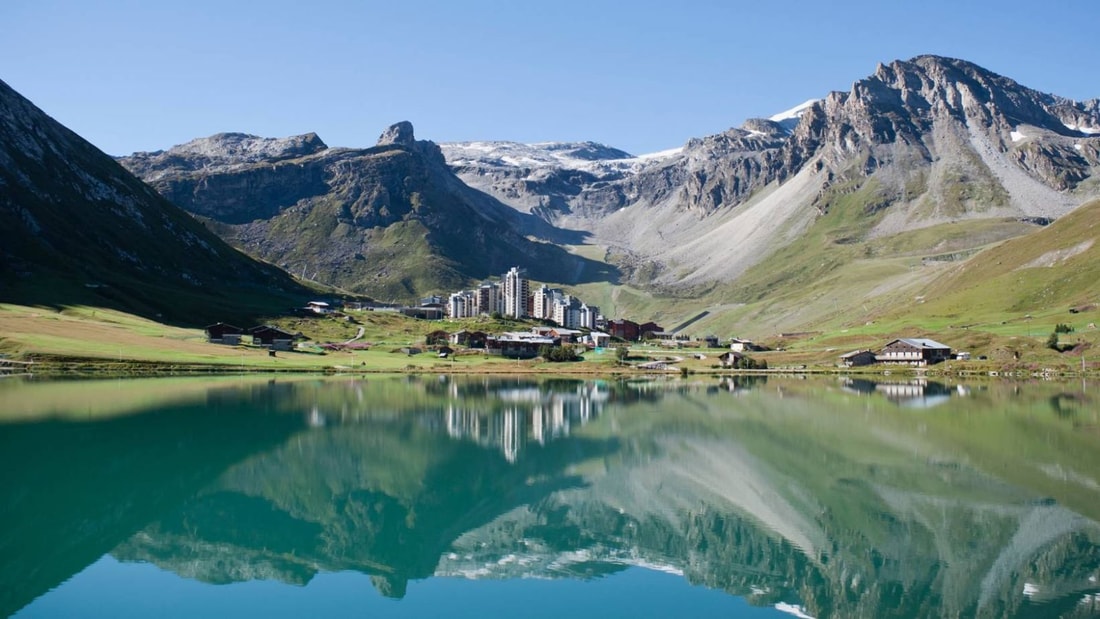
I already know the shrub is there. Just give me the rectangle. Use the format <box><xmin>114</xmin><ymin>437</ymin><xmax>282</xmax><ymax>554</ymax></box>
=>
<box><xmin>539</xmin><ymin>345</ymin><xmax>581</xmax><ymax>362</ymax></box>
<box><xmin>1047</xmin><ymin>332</ymin><xmax>1061</xmax><ymax>351</ymax></box>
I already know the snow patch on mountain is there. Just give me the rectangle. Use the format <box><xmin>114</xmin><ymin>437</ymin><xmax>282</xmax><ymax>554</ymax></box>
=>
<box><xmin>1063</xmin><ymin>122</ymin><xmax>1100</xmax><ymax>135</ymax></box>
<box><xmin>441</xmin><ymin>140</ymin><xmax>681</xmax><ymax>175</ymax></box>
<box><xmin>768</xmin><ymin>99</ymin><xmax>820</xmax><ymax>133</ymax></box>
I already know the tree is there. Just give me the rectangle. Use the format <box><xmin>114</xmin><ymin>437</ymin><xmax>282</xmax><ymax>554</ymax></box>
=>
<box><xmin>539</xmin><ymin>345</ymin><xmax>580</xmax><ymax>362</ymax></box>
<box><xmin>616</xmin><ymin>346</ymin><xmax>630</xmax><ymax>362</ymax></box>
<box><xmin>1042</xmin><ymin>332</ymin><xmax>1060</xmax><ymax>351</ymax></box>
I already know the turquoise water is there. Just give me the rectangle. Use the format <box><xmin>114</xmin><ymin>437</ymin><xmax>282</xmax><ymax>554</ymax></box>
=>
<box><xmin>2</xmin><ymin>375</ymin><xmax>1099</xmax><ymax>618</ymax></box>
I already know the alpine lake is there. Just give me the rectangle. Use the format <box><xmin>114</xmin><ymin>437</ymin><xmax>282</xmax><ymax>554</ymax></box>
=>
<box><xmin>2</xmin><ymin>373</ymin><xmax>1099</xmax><ymax>619</ymax></box>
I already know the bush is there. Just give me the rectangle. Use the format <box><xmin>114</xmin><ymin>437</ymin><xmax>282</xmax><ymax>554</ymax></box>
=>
<box><xmin>1047</xmin><ymin>332</ymin><xmax>1061</xmax><ymax>351</ymax></box>
<box><xmin>539</xmin><ymin>345</ymin><xmax>581</xmax><ymax>362</ymax></box>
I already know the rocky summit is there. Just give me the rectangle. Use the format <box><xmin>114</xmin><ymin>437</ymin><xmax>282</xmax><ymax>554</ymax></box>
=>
<box><xmin>119</xmin><ymin>122</ymin><xmax>613</xmax><ymax>300</ymax></box>
<box><xmin>442</xmin><ymin>56</ymin><xmax>1100</xmax><ymax>294</ymax></box>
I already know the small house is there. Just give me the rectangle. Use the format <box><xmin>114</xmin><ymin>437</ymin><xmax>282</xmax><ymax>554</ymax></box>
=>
<box><xmin>718</xmin><ymin>351</ymin><xmax>746</xmax><ymax>368</ymax></box>
<box><xmin>729</xmin><ymin>338</ymin><xmax>756</xmax><ymax>352</ymax></box>
<box><xmin>587</xmin><ymin>331</ymin><xmax>611</xmax><ymax>349</ymax></box>
<box><xmin>486</xmin><ymin>332</ymin><xmax>558</xmax><ymax>359</ymax></box>
<box><xmin>703</xmin><ymin>335</ymin><xmax>720</xmax><ymax>348</ymax></box>
<box><xmin>425</xmin><ymin>329</ymin><xmax>450</xmax><ymax>346</ymax></box>
<box><xmin>876</xmin><ymin>338</ymin><xmax>952</xmax><ymax>366</ymax></box>
<box><xmin>549</xmin><ymin>328</ymin><xmax>583</xmax><ymax>343</ymax></box>
<box><xmin>839</xmin><ymin>350</ymin><xmax>877</xmax><ymax>367</ymax></box>
<box><xmin>249</xmin><ymin>325</ymin><xmax>296</xmax><ymax>351</ymax></box>
<box><xmin>306</xmin><ymin>301</ymin><xmax>332</xmax><ymax>315</ymax></box>
<box><xmin>205</xmin><ymin>323</ymin><xmax>244</xmax><ymax>345</ymax></box>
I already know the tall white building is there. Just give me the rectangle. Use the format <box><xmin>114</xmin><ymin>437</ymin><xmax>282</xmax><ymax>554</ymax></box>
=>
<box><xmin>476</xmin><ymin>283</ymin><xmax>501</xmax><ymax>316</ymax></box>
<box><xmin>448</xmin><ymin>291</ymin><xmax>477</xmax><ymax>319</ymax></box>
<box><xmin>552</xmin><ymin>295</ymin><xmax>582</xmax><ymax>328</ymax></box>
<box><xmin>502</xmin><ymin>266</ymin><xmax>529</xmax><ymax>318</ymax></box>
<box><xmin>579</xmin><ymin>303</ymin><xmax>599</xmax><ymax>330</ymax></box>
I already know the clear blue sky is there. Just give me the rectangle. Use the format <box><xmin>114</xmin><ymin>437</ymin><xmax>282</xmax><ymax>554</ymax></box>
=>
<box><xmin>3</xmin><ymin>0</ymin><xmax>1098</xmax><ymax>156</ymax></box>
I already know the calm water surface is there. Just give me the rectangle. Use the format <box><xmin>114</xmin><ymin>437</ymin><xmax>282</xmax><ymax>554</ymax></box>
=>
<box><xmin>2</xmin><ymin>374</ymin><xmax>1099</xmax><ymax>618</ymax></box>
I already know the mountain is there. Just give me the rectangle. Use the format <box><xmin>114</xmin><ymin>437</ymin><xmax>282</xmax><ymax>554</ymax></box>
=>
<box><xmin>443</xmin><ymin>56</ymin><xmax>1100</xmax><ymax>295</ymax></box>
<box><xmin>0</xmin><ymin>78</ymin><xmax>307</xmax><ymax>323</ymax></box>
<box><xmin>119</xmin><ymin>122</ymin><xmax>615</xmax><ymax>301</ymax></box>
<box><xmin>116</xmin><ymin>55</ymin><xmax>1100</xmax><ymax>329</ymax></box>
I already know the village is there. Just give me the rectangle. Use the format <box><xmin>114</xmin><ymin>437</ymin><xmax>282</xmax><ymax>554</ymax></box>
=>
<box><xmin>203</xmin><ymin>266</ymin><xmax>964</xmax><ymax>370</ymax></box>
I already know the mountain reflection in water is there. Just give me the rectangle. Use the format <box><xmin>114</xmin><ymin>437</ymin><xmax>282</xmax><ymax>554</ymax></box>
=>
<box><xmin>2</xmin><ymin>374</ymin><xmax>1100</xmax><ymax>618</ymax></box>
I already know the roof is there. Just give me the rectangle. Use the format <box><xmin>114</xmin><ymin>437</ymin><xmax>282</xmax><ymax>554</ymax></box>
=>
<box><xmin>895</xmin><ymin>338</ymin><xmax>951</xmax><ymax>349</ymax></box>
<box><xmin>839</xmin><ymin>349</ymin><xmax>874</xmax><ymax>358</ymax></box>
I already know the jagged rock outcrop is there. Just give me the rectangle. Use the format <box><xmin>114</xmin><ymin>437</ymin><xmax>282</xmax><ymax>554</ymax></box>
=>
<box><xmin>120</xmin><ymin>123</ymin><xmax>614</xmax><ymax>299</ymax></box>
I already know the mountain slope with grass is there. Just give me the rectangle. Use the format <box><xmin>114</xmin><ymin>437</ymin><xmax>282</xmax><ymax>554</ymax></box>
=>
<box><xmin>446</xmin><ymin>56</ymin><xmax>1100</xmax><ymax>333</ymax></box>
<box><xmin>0</xmin><ymin>79</ymin><xmax>309</xmax><ymax>324</ymax></box>
<box><xmin>120</xmin><ymin>122</ymin><xmax>616</xmax><ymax>301</ymax></box>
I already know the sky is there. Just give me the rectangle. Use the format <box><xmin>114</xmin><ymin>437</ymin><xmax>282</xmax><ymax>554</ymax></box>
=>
<box><xmin>2</xmin><ymin>0</ymin><xmax>1099</xmax><ymax>156</ymax></box>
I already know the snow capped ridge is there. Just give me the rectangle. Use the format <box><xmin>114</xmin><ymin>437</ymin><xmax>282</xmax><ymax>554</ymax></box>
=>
<box><xmin>768</xmin><ymin>99</ymin><xmax>820</xmax><ymax>123</ymax></box>
<box><xmin>440</xmin><ymin>139</ymin><xmax>681</xmax><ymax>174</ymax></box>
<box><xmin>768</xmin><ymin>99</ymin><xmax>821</xmax><ymax>133</ymax></box>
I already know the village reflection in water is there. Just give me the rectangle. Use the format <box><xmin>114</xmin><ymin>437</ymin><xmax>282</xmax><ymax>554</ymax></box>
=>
<box><xmin>3</xmin><ymin>374</ymin><xmax>1100</xmax><ymax>618</ymax></box>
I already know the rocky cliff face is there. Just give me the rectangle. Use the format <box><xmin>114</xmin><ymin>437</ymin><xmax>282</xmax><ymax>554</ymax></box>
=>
<box><xmin>118</xmin><ymin>55</ymin><xmax>1100</xmax><ymax>308</ymax></box>
<box><xmin>0</xmin><ymin>78</ymin><xmax>304</xmax><ymax>320</ymax></box>
<box><xmin>439</xmin><ymin>55</ymin><xmax>1100</xmax><ymax>293</ymax></box>
<box><xmin>120</xmin><ymin>123</ymin><xmax>614</xmax><ymax>299</ymax></box>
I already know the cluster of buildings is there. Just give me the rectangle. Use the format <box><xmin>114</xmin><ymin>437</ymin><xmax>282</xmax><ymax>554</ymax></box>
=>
<box><xmin>445</xmin><ymin>267</ymin><xmax>602</xmax><ymax>330</ymax></box>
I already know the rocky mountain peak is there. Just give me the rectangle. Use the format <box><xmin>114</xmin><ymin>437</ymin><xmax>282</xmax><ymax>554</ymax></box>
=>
<box><xmin>377</xmin><ymin>121</ymin><xmax>416</xmax><ymax>147</ymax></box>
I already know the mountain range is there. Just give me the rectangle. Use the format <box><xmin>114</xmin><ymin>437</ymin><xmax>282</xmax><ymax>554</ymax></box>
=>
<box><xmin>4</xmin><ymin>55</ymin><xmax>1099</xmax><ymax>330</ymax></box>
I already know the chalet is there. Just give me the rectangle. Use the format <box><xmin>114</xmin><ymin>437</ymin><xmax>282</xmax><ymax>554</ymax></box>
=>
<box><xmin>639</xmin><ymin>322</ymin><xmax>664</xmax><ymax>339</ymax></box>
<box><xmin>648</xmin><ymin>331</ymin><xmax>677</xmax><ymax>341</ymax></box>
<box><xmin>486</xmin><ymin>332</ymin><xmax>558</xmax><ymax>359</ymax></box>
<box><xmin>249</xmin><ymin>325</ymin><xmax>296</xmax><ymax>351</ymax></box>
<box><xmin>839</xmin><ymin>350</ymin><xmax>877</xmax><ymax>367</ymax></box>
<box><xmin>548</xmin><ymin>328</ymin><xmax>583</xmax><ymax>343</ymax></box>
<box><xmin>718</xmin><ymin>351</ymin><xmax>745</xmax><ymax>368</ymax></box>
<box><xmin>204</xmin><ymin>323</ymin><xmax>244</xmax><ymax>345</ymax></box>
<box><xmin>306</xmin><ymin>301</ymin><xmax>332</xmax><ymax>315</ymax></box>
<box><xmin>876</xmin><ymin>338</ymin><xmax>952</xmax><ymax>366</ymax></box>
<box><xmin>729</xmin><ymin>338</ymin><xmax>757</xmax><ymax>352</ymax></box>
<box><xmin>607</xmin><ymin>319</ymin><xmax>640</xmax><ymax>341</ymax></box>
<box><xmin>703</xmin><ymin>335</ymin><xmax>720</xmax><ymax>348</ymax></box>
<box><xmin>425</xmin><ymin>329</ymin><xmax>450</xmax><ymax>346</ymax></box>
<box><xmin>449</xmin><ymin>330</ymin><xmax>488</xmax><ymax>348</ymax></box>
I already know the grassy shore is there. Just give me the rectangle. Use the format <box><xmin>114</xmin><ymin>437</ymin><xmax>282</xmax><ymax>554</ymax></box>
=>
<box><xmin>1</xmin><ymin>302</ymin><xmax>1096</xmax><ymax>378</ymax></box>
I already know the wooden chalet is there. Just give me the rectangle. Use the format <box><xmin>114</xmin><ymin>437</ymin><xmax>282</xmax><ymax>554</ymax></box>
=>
<box><xmin>204</xmin><ymin>323</ymin><xmax>244</xmax><ymax>345</ymax></box>
<box><xmin>876</xmin><ymin>338</ymin><xmax>952</xmax><ymax>366</ymax></box>
<box><xmin>718</xmin><ymin>351</ymin><xmax>745</xmax><ymax>368</ymax></box>
<box><xmin>486</xmin><ymin>332</ymin><xmax>558</xmax><ymax>359</ymax></box>
<box><xmin>839</xmin><ymin>350</ymin><xmax>877</xmax><ymax>367</ymax></box>
<box><xmin>249</xmin><ymin>325</ymin><xmax>296</xmax><ymax>351</ymax></box>
<box><xmin>607</xmin><ymin>319</ymin><xmax>640</xmax><ymax>341</ymax></box>
<box><xmin>449</xmin><ymin>330</ymin><xmax>488</xmax><ymax>349</ymax></box>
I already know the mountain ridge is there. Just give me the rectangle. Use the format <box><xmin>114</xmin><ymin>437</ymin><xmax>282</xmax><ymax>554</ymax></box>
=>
<box><xmin>0</xmin><ymin>78</ymin><xmax>309</xmax><ymax>323</ymax></box>
<box><xmin>110</xmin><ymin>54</ymin><xmax>1100</xmax><ymax>331</ymax></box>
